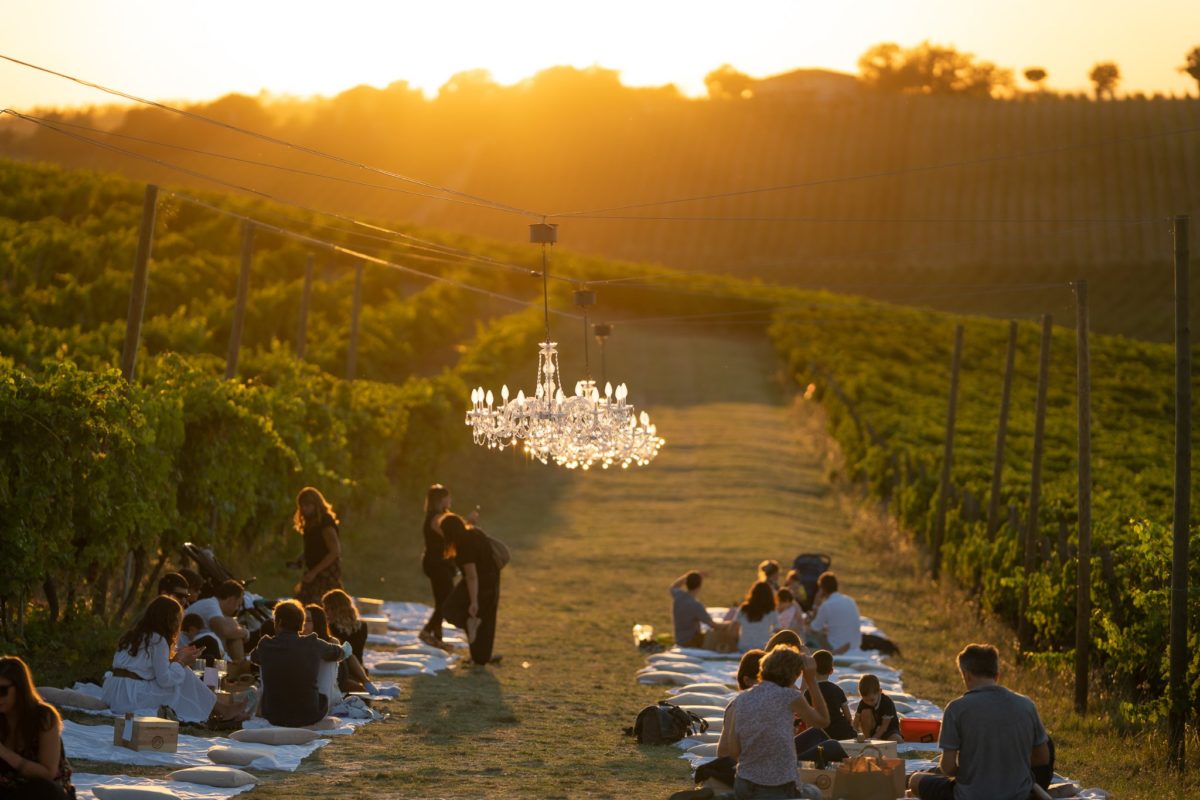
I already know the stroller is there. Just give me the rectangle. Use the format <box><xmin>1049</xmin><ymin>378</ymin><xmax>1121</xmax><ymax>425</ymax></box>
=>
<box><xmin>181</xmin><ymin>542</ymin><xmax>276</xmax><ymax>641</ymax></box>
<box><xmin>790</xmin><ymin>552</ymin><xmax>832</xmax><ymax>611</ymax></box>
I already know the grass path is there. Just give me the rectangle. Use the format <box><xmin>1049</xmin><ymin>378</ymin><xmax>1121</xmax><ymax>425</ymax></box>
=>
<box><xmin>235</xmin><ymin>326</ymin><xmax>1192</xmax><ymax>799</ymax></box>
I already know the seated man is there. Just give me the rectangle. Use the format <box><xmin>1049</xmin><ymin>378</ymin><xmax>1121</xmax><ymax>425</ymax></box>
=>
<box><xmin>185</xmin><ymin>579</ymin><xmax>250</xmax><ymax>661</ymax></box>
<box><xmin>910</xmin><ymin>643</ymin><xmax>1050</xmax><ymax>800</ymax></box>
<box><xmin>250</xmin><ymin>599</ymin><xmax>346</xmax><ymax>728</ymax></box>
<box><xmin>157</xmin><ymin>572</ymin><xmax>192</xmax><ymax>605</ymax></box>
<box><xmin>670</xmin><ymin>571</ymin><xmax>715</xmax><ymax>648</ymax></box>
<box><xmin>808</xmin><ymin>572</ymin><xmax>861</xmax><ymax>655</ymax></box>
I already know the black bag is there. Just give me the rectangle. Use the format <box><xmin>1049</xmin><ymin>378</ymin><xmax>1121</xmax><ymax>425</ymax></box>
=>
<box><xmin>861</xmin><ymin>632</ymin><xmax>902</xmax><ymax>656</ymax></box>
<box><xmin>624</xmin><ymin>701</ymin><xmax>708</xmax><ymax>745</ymax></box>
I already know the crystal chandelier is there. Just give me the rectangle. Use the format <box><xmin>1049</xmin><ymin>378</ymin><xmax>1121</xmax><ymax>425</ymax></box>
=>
<box><xmin>465</xmin><ymin>224</ymin><xmax>664</xmax><ymax>469</ymax></box>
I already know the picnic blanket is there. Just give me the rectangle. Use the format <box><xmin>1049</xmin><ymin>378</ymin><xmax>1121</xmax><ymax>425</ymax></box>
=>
<box><xmin>73</xmin><ymin>772</ymin><xmax>256</xmax><ymax>800</ymax></box>
<box><xmin>644</xmin><ymin>612</ymin><xmax>1111</xmax><ymax>799</ymax></box>
<box><xmin>63</xmin><ymin>720</ymin><xmax>327</xmax><ymax>771</ymax></box>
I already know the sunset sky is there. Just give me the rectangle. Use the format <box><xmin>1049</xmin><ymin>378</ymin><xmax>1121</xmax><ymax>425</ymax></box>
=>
<box><xmin>2</xmin><ymin>0</ymin><xmax>1197</xmax><ymax>109</ymax></box>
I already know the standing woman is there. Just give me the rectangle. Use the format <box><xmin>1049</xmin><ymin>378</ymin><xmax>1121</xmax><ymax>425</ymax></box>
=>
<box><xmin>419</xmin><ymin>484</ymin><xmax>457</xmax><ymax>648</ymax></box>
<box><xmin>0</xmin><ymin>657</ymin><xmax>73</xmax><ymax>800</ymax></box>
<box><xmin>441</xmin><ymin>513</ymin><xmax>501</xmax><ymax>666</ymax></box>
<box><xmin>294</xmin><ymin>487</ymin><xmax>343</xmax><ymax>605</ymax></box>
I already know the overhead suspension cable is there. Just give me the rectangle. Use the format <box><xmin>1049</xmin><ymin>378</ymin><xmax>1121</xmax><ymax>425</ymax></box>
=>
<box><xmin>2</xmin><ymin>109</ymin><xmax>577</xmax><ymax>284</ymax></box>
<box><xmin>0</xmin><ymin>53</ymin><xmax>543</xmax><ymax>219</ymax></box>
<box><xmin>168</xmin><ymin>192</ymin><xmax>582</xmax><ymax>319</ymax></box>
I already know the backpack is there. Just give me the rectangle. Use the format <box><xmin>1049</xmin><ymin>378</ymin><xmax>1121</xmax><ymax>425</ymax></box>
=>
<box><xmin>625</xmin><ymin>701</ymin><xmax>709</xmax><ymax>745</ymax></box>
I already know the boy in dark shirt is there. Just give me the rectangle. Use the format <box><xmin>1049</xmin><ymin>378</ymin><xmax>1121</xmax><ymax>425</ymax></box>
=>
<box><xmin>805</xmin><ymin>650</ymin><xmax>856</xmax><ymax>740</ymax></box>
<box><xmin>855</xmin><ymin>673</ymin><xmax>902</xmax><ymax>742</ymax></box>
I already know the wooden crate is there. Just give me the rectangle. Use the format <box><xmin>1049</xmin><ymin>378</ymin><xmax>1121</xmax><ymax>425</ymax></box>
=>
<box><xmin>113</xmin><ymin>715</ymin><xmax>179</xmax><ymax>752</ymax></box>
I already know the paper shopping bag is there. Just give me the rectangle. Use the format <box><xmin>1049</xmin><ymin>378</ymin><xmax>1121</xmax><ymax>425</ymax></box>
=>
<box><xmin>831</xmin><ymin>750</ymin><xmax>906</xmax><ymax>800</ymax></box>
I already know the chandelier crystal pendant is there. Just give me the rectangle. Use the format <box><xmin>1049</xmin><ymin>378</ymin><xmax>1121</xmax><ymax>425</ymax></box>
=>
<box><xmin>464</xmin><ymin>224</ymin><xmax>664</xmax><ymax>469</ymax></box>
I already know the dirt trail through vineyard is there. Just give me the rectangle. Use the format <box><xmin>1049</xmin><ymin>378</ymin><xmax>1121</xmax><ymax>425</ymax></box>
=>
<box><xmin>241</xmin><ymin>327</ymin><xmax>958</xmax><ymax>799</ymax></box>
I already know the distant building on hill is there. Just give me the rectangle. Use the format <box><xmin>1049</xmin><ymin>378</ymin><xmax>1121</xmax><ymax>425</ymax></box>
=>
<box><xmin>751</xmin><ymin>69</ymin><xmax>863</xmax><ymax>102</ymax></box>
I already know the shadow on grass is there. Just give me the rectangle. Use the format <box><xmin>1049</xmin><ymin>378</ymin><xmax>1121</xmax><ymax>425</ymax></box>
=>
<box><xmin>405</xmin><ymin>667</ymin><xmax>518</xmax><ymax>742</ymax></box>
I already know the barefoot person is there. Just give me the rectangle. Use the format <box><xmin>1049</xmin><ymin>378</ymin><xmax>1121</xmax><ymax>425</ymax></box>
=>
<box><xmin>0</xmin><ymin>657</ymin><xmax>74</xmax><ymax>800</ymax></box>
<box><xmin>442</xmin><ymin>513</ymin><xmax>501</xmax><ymax>666</ymax></box>
<box><xmin>419</xmin><ymin>484</ymin><xmax>466</xmax><ymax>649</ymax></box>
<box><xmin>293</xmin><ymin>487</ymin><xmax>343</xmax><ymax>604</ymax></box>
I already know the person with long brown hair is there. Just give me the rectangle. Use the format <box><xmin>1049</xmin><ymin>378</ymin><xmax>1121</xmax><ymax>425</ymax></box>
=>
<box><xmin>292</xmin><ymin>487</ymin><xmax>343</xmax><ymax>604</ymax></box>
<box><xmin>418</xmin><ymin>484</ymin><xmax>470</xmax><ymax>649</ymax></box>
<box><xmin>733</xmin><ymin>581</ymin><xmax>780</xmax><ymax>652</ymax></box>
<box><xmin>102</xmin><ymin>596</ymin><xmax>246</xmax><ymax>724</ymax></box>
<box><xmin>0</xmin><ymin>656</ymin><xmax>73</xmax><ymax>800</ymax></box>
<box><xmin>441</xmin><ymin>513</ymin><xmax>501</xmax><ymax>666</ymax></box>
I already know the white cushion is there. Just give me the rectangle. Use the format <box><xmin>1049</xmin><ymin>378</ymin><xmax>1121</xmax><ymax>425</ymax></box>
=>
<box><xmin>38</xmin><ymin>686</ymin><xmax>108</xmax><ymax>710</ymax></box>
<box><xmin>207</xmin><ymin>745</ymin><xmax>271</xmax><ymax>766</ymax></box>
<box><xmin>669</xmin><ymin>692</ymin><xmax>732</xmax><ymax>706</ymax></box>
<box><xmin>638</xmin><ymin>661</ymin><xmax>706</xmax><ymax>675</ymax></box>
<box><xmin>678</xmin><ymin>705</ymin><xmax>726</xmax><ymax>718</ymax></box>
<box><xmin>230</xmin><ymin>726</ymin><xmax>319</xmax><ymax>745</ymax></box>
<box><xmin>687</xmin><ymin>742</ymin><xmax>719</xmax><ymax>757</ymax></box>
<box><xmin>636</xmin><ymin>671</ymin><xmax>697</xmax><ymax>686</ymax></box>
<box><xmin>306</xmin><ymin>716</ymin><xmax>341</xmax><ymax>731</ymax></box>
<box><xmin>167</xmin><ymin>767</ymin><xmax>258</xmax><ymax>788</ymax></box>
<box><xmin>93</xmin><ymin>787</ymin><xmax>181</xmax><ymax>800</ymax></box>
<box><xmin>671</xmin><ymin>683</ymin><xmax>734</xmax><ymax>694</ymax></box>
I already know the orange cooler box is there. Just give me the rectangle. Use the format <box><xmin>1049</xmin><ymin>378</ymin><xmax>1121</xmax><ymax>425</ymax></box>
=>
<box><xmin>901</xmin><ymin>717</ymin><xmax>941</xmax><ymax>743</ymax></box>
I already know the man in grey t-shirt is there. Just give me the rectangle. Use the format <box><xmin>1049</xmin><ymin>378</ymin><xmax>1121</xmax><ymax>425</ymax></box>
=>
<box><xmin>910</xmin><ymin>643</ymin><xmax>1050</xmax><ymax>800</ymax></box>
<box><xmin>670</xmin><ymin>571</ymin><xmax>714</xmax><ymax>647</ymax></box>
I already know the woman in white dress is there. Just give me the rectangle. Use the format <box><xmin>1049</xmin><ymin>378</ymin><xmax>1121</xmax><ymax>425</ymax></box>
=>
<box><xmin>733</xmin><ymin>581</ymin><xmax>780</xmax><ymax>652</ymax></box>
<box><xmin>102</xmin><ymin>596</ymin><xmax>244</xmax><ymax>724</ymax></box>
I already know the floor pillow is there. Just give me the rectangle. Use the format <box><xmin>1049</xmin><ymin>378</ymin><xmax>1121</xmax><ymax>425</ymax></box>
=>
<box><xmin>668</xmin><ymin>693</ymin><xmax>733</xmax><ymax>707</ymax></box>
<box><xmin>167</xmin><ymin>767</ymin><xmax>258</xmax><ymax>787</ymax></box>
<box><xmin>230</xmin><ymin>727</ymin><xmax>319</xmax><ymax>745</ymax></box>
<box><xmin>207</xmin><ymin>745</ymin><xmax>271</xmax><ymax>766</ymax></box>
<box><xmin>670</xmin><ymin>683</ymin><xmax>734</xmax><ymax>695</ymax></box>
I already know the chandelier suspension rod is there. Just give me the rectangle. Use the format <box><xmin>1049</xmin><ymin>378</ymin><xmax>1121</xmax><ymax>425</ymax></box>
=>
<box><xmin>541</xmin><ymin>242</ymin><xmax>551</xmax><ymax>344</ymax></box>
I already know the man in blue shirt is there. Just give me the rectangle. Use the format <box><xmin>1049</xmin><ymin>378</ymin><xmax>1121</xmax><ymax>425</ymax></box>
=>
<box><xmin>910</xmin><ymin>643</ymin><xmax>1050</xmax><ymax>800</ymax></box>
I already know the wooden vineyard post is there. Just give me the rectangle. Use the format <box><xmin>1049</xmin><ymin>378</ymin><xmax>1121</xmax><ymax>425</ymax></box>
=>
<box><xmin>224</xmin><ymin>221</ymin><xmax>255</xmax><ymax>380</ymax></box>
<box><xmin>346</xmin><ymin>261</ymin><xmax>363</xmax><ymax>381</ymax></box>
<box><xmin>1019</xmin><ymin>314</ymin><xmax>1052</xmax><ymax>653</ymax></box>
<box><xmin>932</xmin><ymin>323</ymin><xmax>964</xmax><ymax>580</ymax></box>
<box><xmin>987</xmin><ymin>320</ymin><xmax>1018</xmax><ymax>538</ymax></box>
<box><xmin>295</xmin><ymin>255</ymin><xmax>314</xmax><ymax>360</ymax></box>
<box><xmin>120</xmin><ymin>184</ymin><xmax>158</xmax><ymax>381</ymax></box>
<box><xmin>1074</xmin><ymin>280</ymin><xmax>1092</xmax><ymax>714</ymax></box>
<box><xmin>1168</xmin><ymin>215</ymin><xmax>1191</xmax><ymax>768</ymax></box>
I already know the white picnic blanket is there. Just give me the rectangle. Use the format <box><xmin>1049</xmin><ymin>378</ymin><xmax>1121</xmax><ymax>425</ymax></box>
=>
<box><xmin>63</xmin><ymin>720</ymin><xmax>327</xmax><ymax>771</ymax></box>
<box><xmin>73</xmin><ymin>772</ymin><xmax>255</xmax><ymax>800</ymax></box>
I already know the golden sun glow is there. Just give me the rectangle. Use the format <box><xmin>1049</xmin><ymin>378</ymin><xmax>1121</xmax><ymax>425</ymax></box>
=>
<box><xmin>2</xmin><ymin>0</ymin><xmax>1196</xmax><ymax>111</ymax></box>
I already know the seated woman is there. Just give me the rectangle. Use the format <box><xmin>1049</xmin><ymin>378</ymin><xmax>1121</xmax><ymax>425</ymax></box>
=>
<box><xmin>0</xmin><ymin>657</ymin><xmax>74</xmax><ymax>800</ymax></box>
<box><xmin>718</xmin><ymin>645</ymin><xmax>830</xmax><ymax>800</ymax></box>
<box><xmin>102</xmin><ymin>596</ymin><xmax>246</xmax><ymax>724</ymax></box>
<box><xmin>733</xmin><ymin>581</ymin><xmax>779</xmax><ymax>652</ymax></box>
<box><xmin>303</xmin><ymin>605</ymin><xmax>344</xmax><ymax>707</ymax></box>
<box><xmin>322</xmin><ymin>589</ymin><xmax>369</xmax><ymax>691</ymax></box>
<box><xmin>251</xmin><ymin>600</ymin><xmax>345</xmax><ymax>728</ymax></box>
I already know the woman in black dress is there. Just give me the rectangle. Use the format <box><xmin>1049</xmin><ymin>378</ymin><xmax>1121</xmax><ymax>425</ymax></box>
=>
<box><xmin>0</xmin><ymin>657</ymin><xmax>74</xmax><ymax>800</ymax></box>
<box><xmin>419</xmin><ymin>484</ymin><xmax>461</xmax><ymax>649</ymax></box>
<box><xmin>441</xmin><ymin>513</ymin><xmax>501</xmax><ymax>665</ymax></box>
<box><xmin>294</xmin><ymin>487</ymin><xmax>343</xmax><ymax>604</ymax></box>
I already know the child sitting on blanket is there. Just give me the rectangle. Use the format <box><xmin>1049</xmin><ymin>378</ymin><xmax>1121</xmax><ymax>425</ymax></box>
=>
<box><xmin>180</xmin><ymin>613</ymin><xmax>225</xmax><ymax>660</ymax></box>
<box><xmin>854</xmin><ymin>674</ymin><xmax>903</xmax><ymax>742</ymax></box>
<box><xmin>776</xmin><ymin>588</ymin><xmax>806</xmax><ymax>635</ymax></box>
